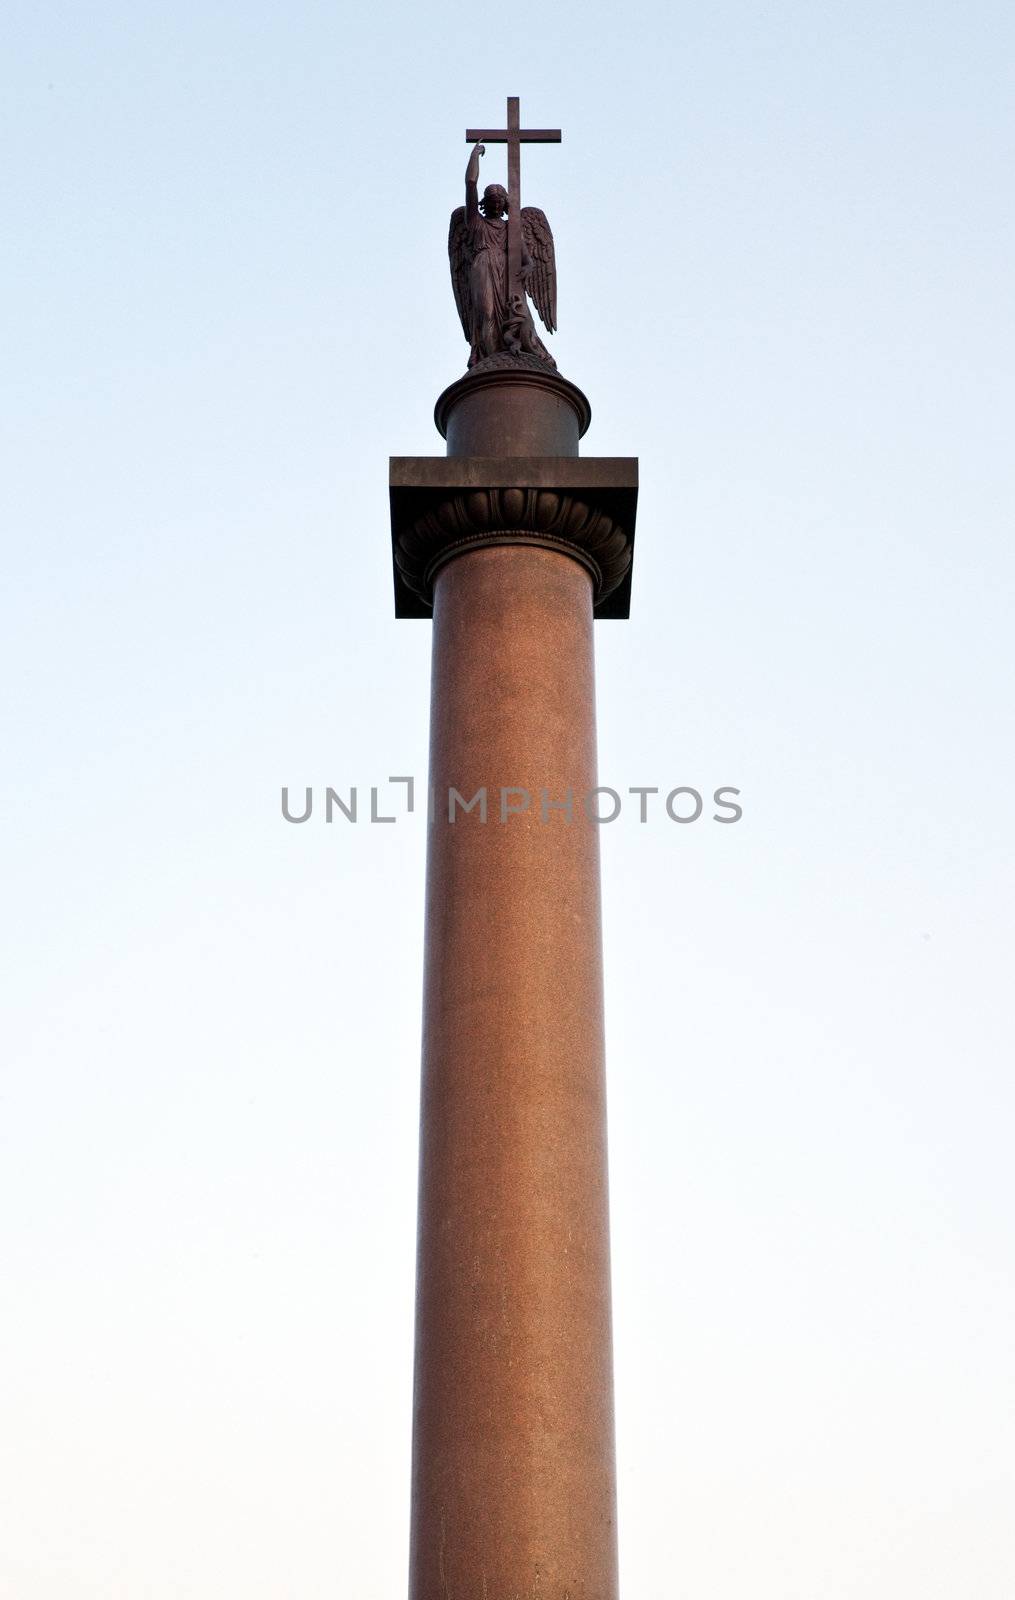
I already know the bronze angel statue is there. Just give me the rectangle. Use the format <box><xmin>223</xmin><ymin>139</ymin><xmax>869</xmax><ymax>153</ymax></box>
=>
<box><xmin>448</xmin><ymin>141</ymin><xmax>557</xmax><ymax>369</ymax></box>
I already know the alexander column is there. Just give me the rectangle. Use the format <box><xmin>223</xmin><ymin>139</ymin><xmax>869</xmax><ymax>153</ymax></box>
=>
<box><xmin>389</xmin><ymin>98</ymin><xmax>637</xmax><ymax>1600</ymax></box>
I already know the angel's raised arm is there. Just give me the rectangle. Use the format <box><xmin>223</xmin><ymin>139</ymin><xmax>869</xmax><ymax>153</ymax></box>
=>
<box><xmin>465</xmin><ymin>141</ymin><xmax>485</xmax><ymax>222</ymax></box>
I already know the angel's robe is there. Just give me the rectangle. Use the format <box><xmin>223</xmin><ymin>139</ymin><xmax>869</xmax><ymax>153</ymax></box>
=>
<box><xmin>463</xmin><ymin>214</ymin><xmax>509</xmax><ymax>364</ymax></box>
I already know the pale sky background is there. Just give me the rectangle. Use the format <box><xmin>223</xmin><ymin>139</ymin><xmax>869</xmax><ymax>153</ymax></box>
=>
<box><xmin>2</xmin><ymin>1</ymin><xmax>1013</xmax><ymax>1596</ymax></box>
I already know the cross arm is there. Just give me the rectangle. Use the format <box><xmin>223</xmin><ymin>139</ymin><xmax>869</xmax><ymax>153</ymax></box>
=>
<box><xmin>466</xmin><ymin>129</ymin><xmax>562</xmax><ymax>143</ymax></box>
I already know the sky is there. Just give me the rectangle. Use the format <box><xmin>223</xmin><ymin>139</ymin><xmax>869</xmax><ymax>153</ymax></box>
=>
<box><xmin>2</xmin><ymin>0</ymin><xmax>1013</xmax><ymax>1595</ymax></box>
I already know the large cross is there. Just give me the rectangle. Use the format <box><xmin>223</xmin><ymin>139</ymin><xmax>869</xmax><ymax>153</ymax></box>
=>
<box><xmin>466</xmin><ymin>96</ymin><xmax>562</xmax><ymax>307</ymax></box>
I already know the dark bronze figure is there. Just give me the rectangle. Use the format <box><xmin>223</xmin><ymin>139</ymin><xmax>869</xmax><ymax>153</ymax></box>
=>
<box><xmin>449</xmin><ymin>98</ymin><xmax>560</xmax><ymax>370</ymax></box>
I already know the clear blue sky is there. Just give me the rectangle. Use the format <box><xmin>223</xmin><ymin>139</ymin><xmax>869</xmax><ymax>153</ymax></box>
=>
<box><xmin>3</xmin><ymin>1</ymin><xmax>1013</xmax><ymax>1595</ymax></box>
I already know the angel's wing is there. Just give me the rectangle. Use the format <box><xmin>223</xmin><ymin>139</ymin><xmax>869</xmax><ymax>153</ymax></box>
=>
<box><xmin>448</xmin><ymin>207</ymin><xmax>471</xmax><ymax>341</ymax></box>
<box><xmin>520</xmin><ymin>207</ymin><xmax>557</xmax><ymax>334</ymax></box>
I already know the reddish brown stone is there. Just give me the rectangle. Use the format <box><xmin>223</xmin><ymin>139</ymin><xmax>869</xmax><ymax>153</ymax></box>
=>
<box><xmin>397</xmin><ymin>354</ymin><xmax>635</xmax><ymax>1598</ymax></box>
<box><xmin>409</xmin><ymin>544</ymin><xmax>617</xmax><ymax>1600</ymax></box>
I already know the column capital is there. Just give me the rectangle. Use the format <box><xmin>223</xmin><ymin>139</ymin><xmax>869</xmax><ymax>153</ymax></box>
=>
<box><xmin>389</xmin><ymin>456</ymin><xmax>638</xmax><ymax>619</ymax></box>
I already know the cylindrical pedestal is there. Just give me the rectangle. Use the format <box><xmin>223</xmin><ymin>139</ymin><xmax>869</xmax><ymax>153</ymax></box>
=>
<box><xmin>408</xmin><ymin>543</ymin><xmax>618</xmax><ymax>1600</ymax></box>
<box><xmin>435</xmin><ymin>365</ymin><xmax>592</xmax><ymax>457</ymax></box>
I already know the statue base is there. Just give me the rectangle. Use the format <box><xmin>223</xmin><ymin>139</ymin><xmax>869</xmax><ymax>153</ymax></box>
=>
<box><xmin>466</xmin><ymin>352</ymin><xmax>558</xmax><ymax>377</ymax></box>
<box><xmin>435</xmin><ymin>363</ymin><xmax>591</xmax><ymax>458</ymax></box>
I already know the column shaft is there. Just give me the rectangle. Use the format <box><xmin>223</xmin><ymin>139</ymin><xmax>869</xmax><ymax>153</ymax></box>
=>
<box><xmin>409</xmin><ymin>544</ymin><xmax>618</xmax><ymax>1600</ymax></box>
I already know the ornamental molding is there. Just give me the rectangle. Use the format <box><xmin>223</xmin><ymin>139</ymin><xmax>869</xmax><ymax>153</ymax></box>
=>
<box><xmin>388</xmin><ymin>456</ymin><xmax>638</xmax><ymax>620</ymax></box>
<box><xmin>395</xmin><ymin>488</ymin><xmax>633</xmax><ymax>609</ymax></box>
